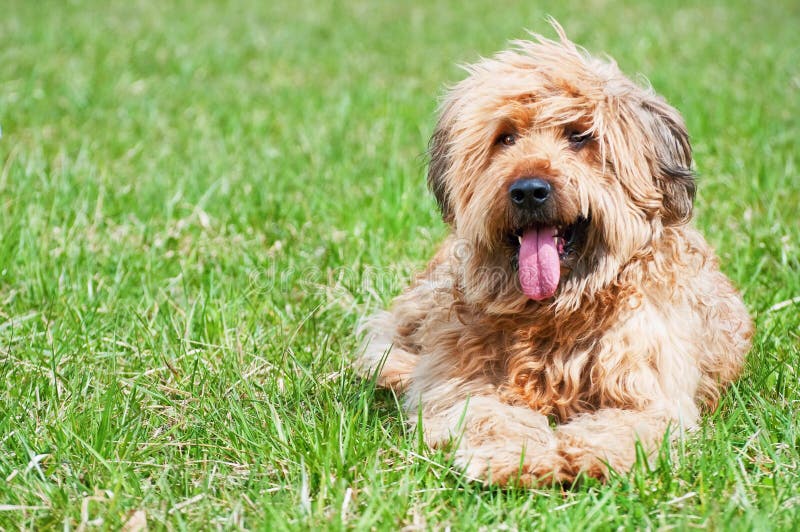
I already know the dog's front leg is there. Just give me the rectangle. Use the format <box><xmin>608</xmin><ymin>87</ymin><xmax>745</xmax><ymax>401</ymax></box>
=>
<box><xmin>408</xmin><ymin>393</ymin><xmax>565</xmax><ymax>486</ymax></box>
<box><xmin>554</xmin><ymin>403</ymin><xmax>697</xmax><ymax>481</ymax></box>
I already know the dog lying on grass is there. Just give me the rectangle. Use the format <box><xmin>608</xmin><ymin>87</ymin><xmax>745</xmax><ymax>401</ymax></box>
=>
<box><xmin>357</xmin><ymin>21</ymin><xmax>752</xmax><ymax>485</ymax></box>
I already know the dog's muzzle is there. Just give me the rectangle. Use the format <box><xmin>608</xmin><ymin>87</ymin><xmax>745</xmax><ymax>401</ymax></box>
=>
<box><xmin>507</xmin><ymin>177</ymin><xmax>562</xmax><ymax>300</ymax></box>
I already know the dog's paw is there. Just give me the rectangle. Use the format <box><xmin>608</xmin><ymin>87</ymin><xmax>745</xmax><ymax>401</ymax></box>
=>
<box><xmin>452</xmin><ymin>442</ymin><xmax>568</xmax><ymax>486</ymax></box>
<box><xmin>555</xmin><ymin>431</ymin><xmax>634</xmax><ymax>481</ymax></box>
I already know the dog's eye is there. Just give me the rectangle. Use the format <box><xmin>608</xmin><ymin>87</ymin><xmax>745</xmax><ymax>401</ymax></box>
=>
<box><xmin>496</xmin><ymin>133</ymin><xmax>517</xmax><ymax>147</ymax></box>
<box><xmin>567</xmin><ymin>130</ymin><xmax>592</xmax><ymax>149</ymax></box>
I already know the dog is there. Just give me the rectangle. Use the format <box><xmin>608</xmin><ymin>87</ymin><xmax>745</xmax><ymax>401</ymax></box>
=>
<box><xmin>356</xmin><ymin>20</ymin><xmax>753</xmax><ymax>485</ymax></box>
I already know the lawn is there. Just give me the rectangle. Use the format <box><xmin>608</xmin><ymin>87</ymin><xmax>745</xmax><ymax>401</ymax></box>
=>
<box><xmin>1</xmin><ymin>0</ymin><xmax>798</xmax><ymax>529</ymax></box>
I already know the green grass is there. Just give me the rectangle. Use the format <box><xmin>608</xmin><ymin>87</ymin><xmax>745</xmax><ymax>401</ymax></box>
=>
<box><xmin>1</xmin><ymin>0</ymin><xmax>798</xmax><ymax>529</ymax></box>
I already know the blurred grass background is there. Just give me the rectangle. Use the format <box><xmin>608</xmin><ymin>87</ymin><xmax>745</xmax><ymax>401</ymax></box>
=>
<box><xmin>1</xmin><ymin>0</ymin><xmax>798</xmax><ymax>528</ymax></box>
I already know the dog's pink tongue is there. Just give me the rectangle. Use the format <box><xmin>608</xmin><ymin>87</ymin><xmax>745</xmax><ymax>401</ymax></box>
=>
<box><xmin>518</xmin><ymin>227</ymin><xmax>560</xmax><ymax>300</ymax></box>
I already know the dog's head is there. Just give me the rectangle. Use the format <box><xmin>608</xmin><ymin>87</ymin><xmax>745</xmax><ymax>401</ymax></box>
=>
<box><xmin>429</xmin><ymin>21</ymin><xmax>695</xmax><ymax>311</ymax></box>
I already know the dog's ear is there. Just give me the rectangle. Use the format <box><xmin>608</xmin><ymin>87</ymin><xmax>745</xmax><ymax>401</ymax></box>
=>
<box><xmin>427</xmin><ymin>121</ymin><xmax>455</xmax><ymax>223</ymax></box>
<box><xmin>642</xmin><ymin>99</ymin><xmax>696</xmax><ymax>225</ymax></box>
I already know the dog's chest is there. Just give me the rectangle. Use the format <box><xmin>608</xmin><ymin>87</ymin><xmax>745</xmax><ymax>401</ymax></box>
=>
<box><xmin>501</xmin><ymin>329</ymin><xmax>646</xmax><ymax>419</ymax></box>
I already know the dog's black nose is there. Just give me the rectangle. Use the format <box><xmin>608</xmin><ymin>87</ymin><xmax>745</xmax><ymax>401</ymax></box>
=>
<box><xmin>509</xmin><ymin>178</ymin><xmax>552</xmax><ymax>209</ymax></box>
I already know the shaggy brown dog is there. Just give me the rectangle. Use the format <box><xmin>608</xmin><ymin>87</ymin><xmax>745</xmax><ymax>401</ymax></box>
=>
<box><xmin>356</xmin><ymin>21</ymin><xmax>753</xmax><ymax>485</ymax></box>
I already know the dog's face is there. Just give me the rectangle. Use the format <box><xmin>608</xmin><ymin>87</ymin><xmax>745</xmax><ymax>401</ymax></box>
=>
<box><xmin>429</xmin><ymin>26</ymin><xmax>695</xmax><ymax>310</ymax></box>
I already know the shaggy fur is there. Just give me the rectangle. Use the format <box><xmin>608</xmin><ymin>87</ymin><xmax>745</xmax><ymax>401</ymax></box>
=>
<box><xmin>356</xmin><ymin>21</ymin><xmax>752</xmax><ymax>485</ymax></box>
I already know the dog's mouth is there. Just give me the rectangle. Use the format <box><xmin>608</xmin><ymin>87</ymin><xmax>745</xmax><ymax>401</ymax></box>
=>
<box><xmin>507</xmin><ymin>216</ymin><xmax>590</xmax><ymax>300</ymax></box>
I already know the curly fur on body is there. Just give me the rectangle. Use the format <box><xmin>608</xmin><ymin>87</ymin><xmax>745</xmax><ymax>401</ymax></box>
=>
<box><xmin>356</xmin><ymin>20</ymin><xmax>752</xmax><ymax>485</ymax></box>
